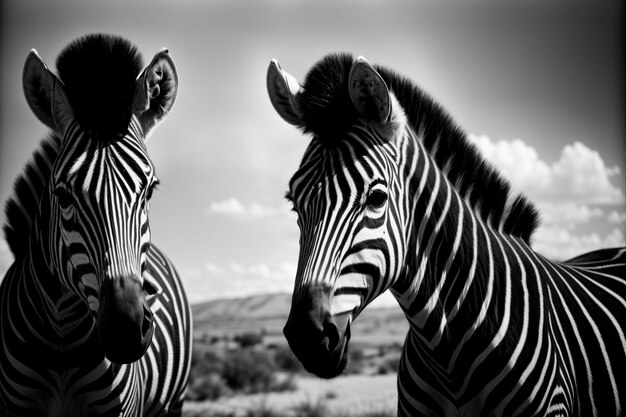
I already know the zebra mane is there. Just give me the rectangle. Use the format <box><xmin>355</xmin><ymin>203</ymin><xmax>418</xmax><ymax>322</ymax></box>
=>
<box><xmin>56</xmin><ymin>33</ymin><xmax>144</xmax><ymax>139</ymax></box>
<box><xmin>3</xmin><ymin>135</ymin><xmax>61</xmax><ymax>258</ymax></box>
<box><xmin>297</xmin><ymin>53</ymin><xmax>540</xmax><ymax>243</ymax></box>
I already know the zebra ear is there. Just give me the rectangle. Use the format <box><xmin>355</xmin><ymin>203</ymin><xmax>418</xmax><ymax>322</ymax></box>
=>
<box><xmin>348</xmin><ymin>56</ymin><xmax>391</xmax><ymax>123</ymax></box>
<box><xmin>267</xmin><ymin>59</ymin><xmax>304</xmax><ymax>126</ymax></box>
<box><xmin>133</xmin><ymin>48</ymin><xmax>178</xmax><ymax>138</ymax></box>
<box><xmin>23</xmin><ymin>49</ymin><xmax>73</xmax><ymax>135</ymax></box>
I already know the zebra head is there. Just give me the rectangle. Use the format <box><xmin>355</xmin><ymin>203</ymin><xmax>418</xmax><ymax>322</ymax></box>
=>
<box><xmin>268</xmin><ymin>55</ymin><xmax>410</xmax><ymax>378</ymax></box>
<box><xmin>22</xmin><ymin>35</ymin><xmax>178</xmax><ymax>364</ymax></box>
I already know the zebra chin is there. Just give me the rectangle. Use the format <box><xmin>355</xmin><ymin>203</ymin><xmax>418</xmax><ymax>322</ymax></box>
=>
<box><xmin>96</xmin><ymin>276</ymin><xmax>155</xmax><ymax>364</ymax></box>
<box><xmin>285</xmin><ymin>314</ymin><xmax>352</xmax><ymax>379</ymax></box>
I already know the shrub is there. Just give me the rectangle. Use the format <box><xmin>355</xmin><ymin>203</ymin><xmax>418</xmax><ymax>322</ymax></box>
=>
<box><xmin>186</xmin><ymin>372</ymin><xmax>231</xmax><ymax>401</ymax></box>
<box><xmin>272</xmin><ymin>345</ymin><xmax>303</xmax><ymax>373</ymax></box>
<box><xmin>291</xmin><ymin>398</ymin><xmax>329</xmax><ymax>417</ymax></box>
<box><xmin>377</xmin><ymin>355</ymin><xmax>400</xmax><ymax>375</ymax></box>
<box><xmin>235</xmin><ymin>331</ymin><xmax>264</xmax><ymax>348</ymax></box>
<box><xmin>242</xmin><ymin>398</ymin><xmax>278</xmax><ymax>417</ymax></box>
<box><xmin>344</xmin><ymin>347</ymin><xmax>366</xmax><ymax>374</ymax></box>
<box><xmin>187</xmin><ymin>343</ymin><xmax>298</xmax><ymax>401</ymax></box>
<box><xmin>187</xmin><ymin>347</ymin><xmax>229</xmax><ymax>401</ymax></box>
<box><xmin>221</xmin><ymin>348</ymin><xmax>276</xmax><ymax>393</ymax></box>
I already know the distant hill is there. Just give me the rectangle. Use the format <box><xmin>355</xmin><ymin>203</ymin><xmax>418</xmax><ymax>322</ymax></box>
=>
<box><xmin>192</xmin><ymin>293</ymin><xmax>292</xmax><ymax>322</ymax></box>
<box><xmin>192</xmin><ymin>293</ymin><xmax>408</xmax><ymax>347</ymax></box>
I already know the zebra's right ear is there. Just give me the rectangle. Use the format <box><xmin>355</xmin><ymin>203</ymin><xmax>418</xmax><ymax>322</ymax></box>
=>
<box><xmin>267</xmin><ymin>59</ymin><xmax>304</xmax><ymax>126</ymax></box>
<box><xmin>23</xmin><ymin>49</ymin><xmax>73</xmax><ymax>134</ymax></box>
<box><xmin>133</xmin><ymin>48</ymin><xmax>178</xmax><ymax>139</ymax></box>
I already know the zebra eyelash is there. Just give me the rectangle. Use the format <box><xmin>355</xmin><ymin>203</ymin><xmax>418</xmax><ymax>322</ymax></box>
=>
<box><xmin>146</xmin><ymin>179</ymin><xmax>160</xmax><ymax>200</ymax></box>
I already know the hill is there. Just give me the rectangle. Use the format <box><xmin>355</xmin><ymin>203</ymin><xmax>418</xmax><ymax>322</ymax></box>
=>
<box><xmin>192</xmin><ymin>293</ymin><xmax>409</xmax><ymax>347</ymax></box>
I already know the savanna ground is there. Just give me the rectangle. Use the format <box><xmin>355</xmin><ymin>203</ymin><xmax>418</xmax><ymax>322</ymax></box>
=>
<box><xmin>183</xmin><ymin>294</ymin><xmax>408</xmax><ymax>417</ymax></box>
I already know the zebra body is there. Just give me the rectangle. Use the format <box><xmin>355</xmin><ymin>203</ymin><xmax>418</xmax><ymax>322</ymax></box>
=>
<box><xmin>267</xmin><ymin>54</ymin><xmax>626</xmax><ymax>416</ymax></box>
<box><xmin>1</xmin><ymin>34</ymin><xmax>191</xmax><ymax>416</ymax></box>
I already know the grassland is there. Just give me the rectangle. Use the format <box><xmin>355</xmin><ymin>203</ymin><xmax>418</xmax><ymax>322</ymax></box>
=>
<box><xmin>185</xmin><ymin>293</ymin><xmax>409</xmax><ymax>417</ymax></box>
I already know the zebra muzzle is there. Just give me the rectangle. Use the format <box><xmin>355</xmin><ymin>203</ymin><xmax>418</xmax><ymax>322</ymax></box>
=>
<box><xmin>96</xmin><ymin>276</ymin><xmax>155</xmax><ymax>364</ymax></box>
<box><xmin>283</xmin><ymin>286</ymin><xmax>352</xmax><ymax>379</ymax></box>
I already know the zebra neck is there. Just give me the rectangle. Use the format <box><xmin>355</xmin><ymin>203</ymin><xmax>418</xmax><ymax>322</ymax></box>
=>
<box><xmin>14</xmin><ymin>206</ymin><xmax>94</xmax><ymax>348</ymax></box>
<box><xmin>391</xmin><ymin>142</ymin><xmax>522</xmax><ymax>365</ymax></box>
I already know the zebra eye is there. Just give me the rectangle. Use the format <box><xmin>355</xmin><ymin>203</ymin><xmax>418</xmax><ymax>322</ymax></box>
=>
<box><xmin>54</xmin><ymin>187</ymin><xmax>74</xmax><ymax>209</ymax></box>
<box><xmin>366</xmin><ymin>189</ymin><xmax>388</xmax><ymax>209</ymax></box>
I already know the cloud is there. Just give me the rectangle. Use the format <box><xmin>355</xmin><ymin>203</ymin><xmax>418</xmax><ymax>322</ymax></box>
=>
<box><xmin>608</xmin><ymin>210</ymin><xmax>626</xmax><ymax>224</ymax></box>
<box><xmin>536</xmin><ymin>202</ymin><xmax>604</xmax><ymax>229</ymax></box>
<box><xmin>179</xmin><ymin>261</ymin><xmax>298</xmax><ymax>303</ymax></box>
<box><xmin>469</xmin><ymin>135</ymin><xmax>624</xmax><ymax>204</ymax></box>
<box><xmin>533</xmin><ymin>227</ymin><xmax>625</xmax><ymax>261</ymax></box>
<box><xmin>205</xmin><ymin>198</ymin><xmax>290</xmax><ymax>218</ymax></box>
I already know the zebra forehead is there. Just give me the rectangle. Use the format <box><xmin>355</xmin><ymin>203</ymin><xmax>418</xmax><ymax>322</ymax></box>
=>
<box><xmin>55</xmin><ymin>138</ymin><xmax>154</xmax><ymax>195</ymax></box>
<box><xmin>290</xmin><ymin>141</ymin><xmax>382</xmax><ymax>200</ymax></box>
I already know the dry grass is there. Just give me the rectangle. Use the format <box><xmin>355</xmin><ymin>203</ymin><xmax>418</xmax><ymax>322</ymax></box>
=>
<box><xmin>183</xmin><ymin>374</ymin><xmax>397</xmax><ymax>417</ymax></box>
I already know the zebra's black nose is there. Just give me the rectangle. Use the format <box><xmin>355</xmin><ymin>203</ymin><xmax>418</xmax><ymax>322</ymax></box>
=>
<box><xmin>97</xmin><ymin>276</ymin><xmax>155</xmax><ymax>364</ymax></box>
<box><xmin>283</xmin><ymin>285</ymin><xmax>351</xmax><ymax>378</ymax></box>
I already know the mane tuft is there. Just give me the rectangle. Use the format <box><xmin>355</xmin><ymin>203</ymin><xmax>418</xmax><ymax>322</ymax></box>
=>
<box><xmin>56</xmin><ymin>33</ymin><xmax>144</xmax><ymax>139</ymax></box>
<box><xmin>296</xmin><ymin>53</ymin><xmax>540</xmax><ymax>242</ymax></box>
<box><xmin>3</xmin><ymin>135</ymin><xmax>61</xmax><ymax>258</ymax></box>
<box><xmin>297</xmin><ymin>53</ymin><xmax>358</xmax><ymax>140</ymax></box>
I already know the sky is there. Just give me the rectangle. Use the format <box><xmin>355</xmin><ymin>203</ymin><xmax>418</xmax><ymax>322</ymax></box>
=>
<box><xmin>0</xmin><ymin>0</ymin><xmax>624</xmax><ymax>305</ymax></box>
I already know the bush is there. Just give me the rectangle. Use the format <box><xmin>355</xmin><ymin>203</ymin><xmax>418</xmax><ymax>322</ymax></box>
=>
<box><xmin>187</xmin><ymin>342</ymin><xmax>298</xmax><ymax>401</ymax></box>
<box><xmin>273</xmin><ymin>345</ymin><xmax>303</xmax><ymax>373</ymax></box>
<box><xmin>187</xmin><ymin>348</ymin><xmax>229</xmax><ymax>401</ymax></box>
<box><xmin>344</xmin><ymin>347</ymin><xmax>366</xmax><ymax>374</ymax></box>
<box><xmin>186</xmin><ymin>372</ymin><xmax>232</xmax><ymax>401</ymax></box>
<box><xmin>377</xmin><ymin>355</ymin><xmax>400</xmax><ymax>375</ymax></box>
<box><xmin>221</xmin><ymin>348</ymin><xmax>276</xmax><ymax>394</ymax></box>
<box><xmin>291</xmin><ymin>398</ymin><xmax>329</xmax><ymax>417</ymax></box>
<box><xmin>235</xmin><ymin>331</ymin><xmax>264</xmax><ymax>348</ymax></box>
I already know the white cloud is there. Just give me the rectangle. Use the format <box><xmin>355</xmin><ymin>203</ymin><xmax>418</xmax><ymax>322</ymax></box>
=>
<box><xmin>179</xmin><ymin>261</ymin><xmax>298</xmax><ymax>303</ymax></box>
<box><xmin>533</xmin><ymin>227</ymin><xmax>625</xmax><ymax>261</ymax></box>
<box><xmin>468</xmin><ymin>135</ymin><xmax>625</xmax><ymax>260</ymax></box>
<box><xmin>608</xmin><ymin>211</ymin><xmax>626</xmax><ymax>224</ymax></box>
<box><xmin>536</xmin><ymin>202</ymin><xmax>604</xmax><ymax>229</ymax></box>
<box><xmin>470</xmin><ymin>135</ymin><xmax>552</xmax><ymax>194</ymax></box>
<box><xmin>205</xmin><ymin>198</ymin><xmax>290</xmax><ymax>218</ymax></box>
<box><xmin>469</xmin><ymin>135</ymin><xmax>624</xmax><ymax>204</ymax></box>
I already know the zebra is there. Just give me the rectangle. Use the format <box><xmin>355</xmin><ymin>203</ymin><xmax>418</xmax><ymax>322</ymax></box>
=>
<box><xmin>0</xmin><ymin>34</ymin><xmax>192</xmax><ymax>416</ymax></box>
<box><xmin>266</xmin><ymin>53</ymin><xmax>626</xmax><ymax>417</ymax></box>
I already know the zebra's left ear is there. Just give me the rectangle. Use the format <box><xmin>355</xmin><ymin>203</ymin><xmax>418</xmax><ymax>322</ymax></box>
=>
<box><xmin>133</xmin><ymin>48</ymin><xmax>178</xmax><ymax>138</ymax></box>
<box><xmin>267</xmin><ymin>59</ymin><xmax>304</xmax><ymax>126</ymax></box>
<box><xmin>23</xmin><ymin>49</ymin><xmax>74</xmax><ymax>136</ymax></box>
<box><xmin>348</xmin><ymin>56</ymin><xmax>391</xmax><ymax>123</ymax></box>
